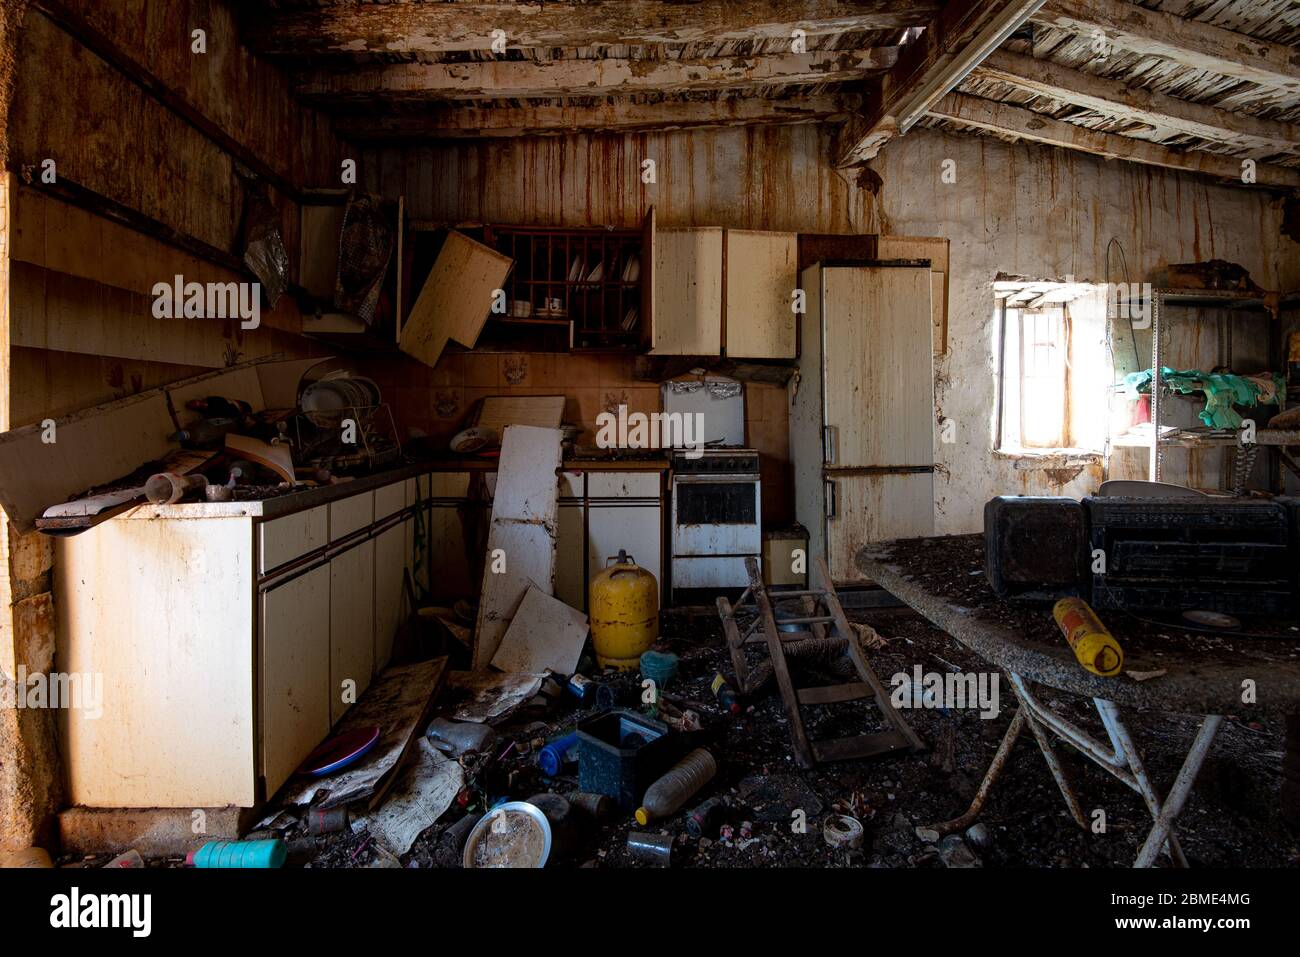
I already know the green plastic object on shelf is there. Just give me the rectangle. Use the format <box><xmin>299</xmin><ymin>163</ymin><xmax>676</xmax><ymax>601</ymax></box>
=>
<box><xmin>1123</xmin><ymin>367</ymin><xmax>1283</xmax><ymax>429</ymax></box>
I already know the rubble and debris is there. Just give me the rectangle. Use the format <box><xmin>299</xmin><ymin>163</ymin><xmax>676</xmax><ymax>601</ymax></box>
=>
<box><xmin>352</xmin><ymin>739</ymin><xmax>463</xmax><ymax>856</ymax></box>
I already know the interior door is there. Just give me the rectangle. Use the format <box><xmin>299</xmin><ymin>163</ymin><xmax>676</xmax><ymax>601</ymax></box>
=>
<box><xmin>822</xmin><ymin>265</ymin><xmax>933</xmax><ymax>469</ymax></box>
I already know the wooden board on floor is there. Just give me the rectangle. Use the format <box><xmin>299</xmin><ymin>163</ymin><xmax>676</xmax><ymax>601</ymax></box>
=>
<box><xmin>399</xmin><ymin>230</ymin><xmax>513</xmax><ymax>369</ymax></box>
<box><xmin>473</xmin><ymin>425</ymin><xmax>563</xmax><ymax>670</ymax></box>
<box><xmin>490</xmin><ymin>585</ymin><xmax>589</xmax><ymax>675</ymax></box>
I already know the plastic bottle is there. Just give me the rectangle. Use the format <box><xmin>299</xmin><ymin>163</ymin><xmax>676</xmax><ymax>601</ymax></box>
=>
<box><xmin>537</xmin><ymin>731</ymin><xmax>579</xmax><ymax>777</ymax></box>
<box><xmin>186</xmin><ymin>838</ymin><xmax>286</xmax><ymax>869</ymax></box>
<box><xmin>635</xmin><ymin>748</ymin><xmax>717</xmax><ymax>826</ymax></box>
<box><xmin>1052</xmin><ymin>597</ymin><xmax>1124</xmax><ymax>677</ymax></box>
<box><xmin>711</xmin><ymin>672</ymin><xmax>742</xmax><ymax>714</ymax></box>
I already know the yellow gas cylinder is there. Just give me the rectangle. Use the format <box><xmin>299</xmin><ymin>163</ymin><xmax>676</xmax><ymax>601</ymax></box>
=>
<box><xmin>589</xmin><ymin>550</ymin><xmax>659</xmax><ymax>671</ymax></box>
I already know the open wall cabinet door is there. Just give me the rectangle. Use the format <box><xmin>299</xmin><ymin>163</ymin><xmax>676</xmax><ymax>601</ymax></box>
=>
<box><xmin>399</xmin><ymin>231</ymin><xmax>514</xmax><ymax>369</ymax></box>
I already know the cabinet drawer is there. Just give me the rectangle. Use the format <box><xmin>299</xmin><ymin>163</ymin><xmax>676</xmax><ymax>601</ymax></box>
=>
<box><xmin>374</xmin><ymin>481</ymin><xmax>406</xmax><ymax>521</ymax></box>
<box><xmin>330</xmin><ymin>491</ymin><xmax>374</xmax><ymax>541</ymax></box>
<box><xmin>588</xmin><ymin>471</ymin><xmax>660</xmax><ymax>499</ymax></box>
<box><xmin>259</xmin><ymin>506</ymin><xmax>327</xmax><ymax>574</ymax></box>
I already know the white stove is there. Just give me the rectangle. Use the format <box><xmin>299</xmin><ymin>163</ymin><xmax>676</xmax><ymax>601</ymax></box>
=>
<box><xmin>669</xmin><ymin>447</ymin><xmax>762</xmax><ymax>596</ymax></box>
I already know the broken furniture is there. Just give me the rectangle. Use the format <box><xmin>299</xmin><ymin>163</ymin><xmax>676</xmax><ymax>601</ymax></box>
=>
<box><xmin>717</xmin><ymin>556</ymin><xmax>923</xmax><ymax>769</ymax></box>
<box><xmin>55</xmin><ymin>466</ymin><xmax>434</xmax><ymax>809</ymax></box>
<box><xmin>860</xmin><ymin>534</ymin><xmax>1300</xmax><ymax>868</ymax></box>
<box><xmin>791</xmin><ymin>261</ymin><xmax>936</xmax><ymax>582</ymax></box>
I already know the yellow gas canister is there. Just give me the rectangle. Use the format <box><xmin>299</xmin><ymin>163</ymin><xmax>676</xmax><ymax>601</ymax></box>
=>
<box><xmin>589</xmin><ymin>550</ymin><xmax>659</xmax><ymax>671</ymax></box>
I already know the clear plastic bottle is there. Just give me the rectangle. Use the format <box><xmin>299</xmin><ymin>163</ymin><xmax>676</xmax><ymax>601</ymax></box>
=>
<box><xmin>635</xmin><ymin>748</ymin><xmax>717</xmax><ymax>825</ymax></box>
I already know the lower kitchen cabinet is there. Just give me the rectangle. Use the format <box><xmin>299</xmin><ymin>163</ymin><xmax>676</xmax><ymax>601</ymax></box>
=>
<box><xmin>330</xmin><ymin>539</ymin><xmax>375</xmax><ymax>724</ymax></box>
<box><xmin>54</xmin><ymin>471</ymin><xmax>432</xmax><ymax>808</ymax></box>
<box><xmin>587</xmin><ymin>471</ymin><xmax>663</xmax><ymax>606</ymax></box>
<box><xmin>261</xmin><ymin>565</ymin><xmax>331</xmax><ymax>801</ymax></box>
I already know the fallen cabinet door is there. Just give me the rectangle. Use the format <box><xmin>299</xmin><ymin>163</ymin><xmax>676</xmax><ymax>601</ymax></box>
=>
<box><xmin>262</xmin><ymin>564</ymin><xmax>331</xmax><ymax>799</ymax></box>
<box><xmin>400</xmin><ymin>231</ymin><xmax>513</xmax><ymax>369</ymax></box>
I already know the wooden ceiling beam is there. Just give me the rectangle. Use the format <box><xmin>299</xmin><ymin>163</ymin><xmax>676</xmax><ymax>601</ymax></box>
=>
<box><xmin>926</xmin><ymin>92</ymin><xmax>1300</xmax><ymax>189</ymax></box>
<box><xmin>972</xmin><ymin>50</ymin><xmax>1300</xmax><ymax>158</ymax></box>
<box><xmin>243</xmin><ymin>1</ymin><xmax>940</xmax><ymax>56</ymax></box>
<box><xmin>332</xmin><ymin>95</ymin><xmax>856</xmax><ymax>141</ymax></box>
<box><xmin>834</xmin><ymin>0</ymin><xmax>1048</xmax><ymax>167</ymax></box>
<box><xmin>1031</xmin><ymin>0</ymin><xmax>1300</xmax><ymax>94</ymax></box>
<box><xmin>297</xmin><ymin>48</ymin><xmax>900</xmax><ymax>102</ymax></box>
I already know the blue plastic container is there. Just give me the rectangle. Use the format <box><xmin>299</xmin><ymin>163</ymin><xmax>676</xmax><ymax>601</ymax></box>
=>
<box><xmin>639</xmin><ymin>650</ymin><xmax>679</xmax><ymax>690</ymax></box>
<box><xmin>187</xmin><ymin>838</ymin><xmax>286</xmax><ymax>869</ymax></box>
<box><xmin>537</xmin><ymin>731</ymin><xmax>580</xmax><ymax>777</ymax></box>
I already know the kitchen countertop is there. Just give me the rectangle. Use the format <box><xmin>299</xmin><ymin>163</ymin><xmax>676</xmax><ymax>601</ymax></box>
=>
<box><xmin>117</xmin><ymin>454</ymin><xmax>671</xmax><ymax>522</ymax></box>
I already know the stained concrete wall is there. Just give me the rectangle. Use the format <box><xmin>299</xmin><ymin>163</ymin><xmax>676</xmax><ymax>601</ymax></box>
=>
<box><xmin>370</xmin><ymin>122</ymin><xmax>1298</xmax><ymax>534</ymax></box>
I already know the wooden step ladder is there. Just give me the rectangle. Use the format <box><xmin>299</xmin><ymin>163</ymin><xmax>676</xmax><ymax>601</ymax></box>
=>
<box><xmin>717</xmin><ymin>556</ymin><xmax>924</xmax><ymax>769</ymax></box>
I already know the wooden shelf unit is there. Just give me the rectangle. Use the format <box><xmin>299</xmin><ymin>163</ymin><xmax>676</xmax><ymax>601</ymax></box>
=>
<box><xmin>484</xmin><ymin>224</ymin><xmax>645</xmax><ymax>351</ymax></box>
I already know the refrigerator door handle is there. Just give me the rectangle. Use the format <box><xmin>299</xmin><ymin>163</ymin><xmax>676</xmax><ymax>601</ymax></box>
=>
<box><xmin>824</xmin><ymin>478</ymin><xmax>837</xmax><ymax>519</ymax></box>
<box><xmin>823</xmin><ymin>425</ymin><xmax>838</xmax><ymax>465</ymax></box>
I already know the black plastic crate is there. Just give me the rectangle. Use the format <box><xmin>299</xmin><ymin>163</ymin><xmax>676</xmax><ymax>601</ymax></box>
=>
<box><xmin>1088</xmin><ymin>497</ymin><xmax>1293</xmax><ymax>615</ymax></box>
<box><xmin>984</xmin><ymin>496</ymin><xmax>1088</xmax><ymax>601</ymax></box>
<box><xmin>575</xmin><ymin>710</ymin><xmax>677</xmax><ymax>811</ymax></box>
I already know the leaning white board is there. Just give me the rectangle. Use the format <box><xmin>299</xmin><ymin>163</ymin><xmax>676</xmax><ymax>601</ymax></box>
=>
<box><xmin>473</xmin><ymin>425</ymin><xmax>563</xmax><ymax>670</ymax></box>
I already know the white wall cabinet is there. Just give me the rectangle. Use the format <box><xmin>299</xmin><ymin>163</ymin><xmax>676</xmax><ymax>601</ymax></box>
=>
<box><xmin>724</xmin><ymin>229</ymin><xmax>797</xmax><ymax>359</ymax></box>
<box><xmin>55</xmin><ymin>471</ymin><xmax>431</xmax><ymax>808</ymax></box>
<box><xmin>647</xmin><ymin>226</ymin><xmax>724</xmax><ymax>356</ymax></box>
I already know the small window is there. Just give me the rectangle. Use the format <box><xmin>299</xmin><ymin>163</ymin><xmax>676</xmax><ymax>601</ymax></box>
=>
<box><xmin>996</xmin><ymin>283</ymin><xmax>1110</xmax><ymax>455</ymax></box>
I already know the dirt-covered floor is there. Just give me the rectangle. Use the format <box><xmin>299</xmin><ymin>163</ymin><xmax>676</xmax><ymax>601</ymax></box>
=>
<box><xmin>296</xmin><ymin>603</ymin><xmax>1299</xmax><ymax>870</ymax></box>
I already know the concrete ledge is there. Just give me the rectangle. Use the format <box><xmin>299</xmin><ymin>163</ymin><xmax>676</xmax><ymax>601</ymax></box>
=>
<box><xmin>59</xmin><ymin>805</ymin><xmax>260</xmax><ymax>858</ymax></box>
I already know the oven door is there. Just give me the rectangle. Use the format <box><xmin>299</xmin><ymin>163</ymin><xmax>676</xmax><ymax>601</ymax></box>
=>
<box><xmin>671</xmin><ymin>475</ymin><xmax>761</xmax><ymax>557</ymax></box>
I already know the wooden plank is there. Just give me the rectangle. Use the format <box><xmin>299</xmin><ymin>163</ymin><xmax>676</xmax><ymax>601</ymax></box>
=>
<box><xmin>335</xmin><ymin>96</ymin><xmax>853</xmax><ymax>140</ymax></box>
<box><xmin>835</xmin><ymin>0</ymin><xmax>1049</xmax><ymax>165</ymax></box>
<box><xmin>1032</xmin><ymin>0</ymin><xmax>1300</xmax><ymax>93</ymax></box>
<box><xmin>649</xmin><ymin>227</ymin><xmax>723</xmax><ymax>356</ymax></box>
<box><xmin>472</xmin><ymin>426</ymin><xmax>563</xmax><ymax>670</ymax></box>
<box><xmin>262</xmin><ymin>564</ymin><xmax>331</xmax><ymax>800</ymax></box>
<box><xmin>797</xmin><ymin>682</ymin><xmax>873</xmax><ymax>705</ymax></box>
<box><xmin>31</xmin><ymin>0</ymin><xmax>302</xmax><ymax>199</ymax></box>
<box><xmin>247</xmin><ymin>1</ymin><xmax>939</xmax><ymax>56</ymax></box>
<box><xmin>56</xmin><ymin>517</ymin><xmax>258</xmax><ymax>807</ymax></box>
<box><xmin>927</xmin><ymin>93</ymin><xmax>1300</xmax><ymax>189</ymax></box>
<box><xmin>298</xmin><ymin>49</ymin><xmax>900</xmax><ymax>101</ymax></box>
<box><xmin>813</xmin><ymin>730</ymin><xmax>912</xmax><ymax>762</ymax></box>
<box><xmin>399</xmin><ymin>230</ymin><xmax>513</xmax><ymax>369</ymax></box>
<box><xmin>823</xmin><ymin>265</ymin><xmax>933</xmax><ymax>467</ymax></box>
<box><xmin>725</xmin><ymin>230</ymin><xmax>798</xmax><ymax>360</ymax></box>
<box><xmin>973</xmin><ymin>50</ymin><xmax>1300</xmax><ymax>157</ymax></box>
<box><xmin>878</xmin><ymin>237</ymin><xmax>949</xmax><ymax>355</ymax></box>
<box><xmin>490</xmin><ymin>585</ymin><xmax>589</xmax><ymax>675</ymax></box>
<box><xmin>475</xmin><ymin>395</ymin><xmax>566</xmax><ymax>433</ymax></box>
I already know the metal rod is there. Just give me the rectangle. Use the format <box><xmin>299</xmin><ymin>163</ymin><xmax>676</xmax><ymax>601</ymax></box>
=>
<box><xmin>930</xmin><ymin>709</ymin><xmax>1026</xmax><ymax>836</ymax></box>
<box><xmin>1133</xmin><ymin>714</ymin><xmax>1222</xmax><ymax>868</ymax></box>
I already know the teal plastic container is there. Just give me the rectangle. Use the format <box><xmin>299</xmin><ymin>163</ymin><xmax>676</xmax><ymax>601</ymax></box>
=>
<box><xmin>187</xmin><ymin>838</ymin><xmax>286</xmax><ymax>869</ymax></box>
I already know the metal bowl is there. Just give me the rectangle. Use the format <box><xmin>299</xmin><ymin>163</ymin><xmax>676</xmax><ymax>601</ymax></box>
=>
<box><xmin>462</xmin><ymin>801</ymin><xmax>552</xmax><ymax>868</ymax></box>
